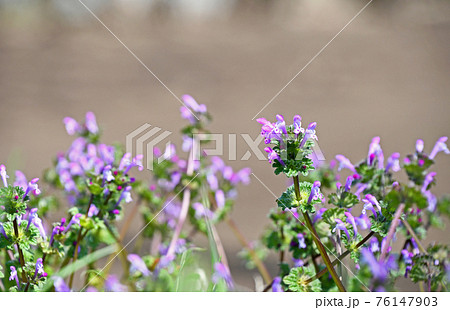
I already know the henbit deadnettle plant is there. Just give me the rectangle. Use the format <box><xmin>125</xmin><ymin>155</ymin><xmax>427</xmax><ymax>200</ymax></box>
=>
<box><xmin>0</xmin><ymin>100</ymin><xmax>448</xmax><ymax>292</ymax></box>
<box><xmin>0</xmin><ymin>95</ymin><xmax>255</xmax><ymax>292</ymax></box>
<box><xmin>252</xmin><ymin>114</ymin><xmax>449</xmax><ymax>292</ymax></box>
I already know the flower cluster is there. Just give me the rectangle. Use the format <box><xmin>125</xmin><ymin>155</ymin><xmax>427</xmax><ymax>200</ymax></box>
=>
<box><xmin>251</xmin><ymin>114</ymin><xmax>449</xmax><ymax>292</ymax></box>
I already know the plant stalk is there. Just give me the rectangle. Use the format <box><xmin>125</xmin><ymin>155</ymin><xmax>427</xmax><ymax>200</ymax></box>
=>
<box><xmin>401</xmin><ymin>218</ymin><xmax>427</xmax><ymax>253</ymax></box>
<box><xmin>305</xmin><ymin>231</ymin><xmax>375</xmax><ymax>284</ymax></box>
<box><xmin>13</xmin><ymin>218</ymin><xmax>28</xmax><ymax>284</ymax></box>
<box><xmin>379</xmin><ymin>203</ymin><xmax>405</xmax><ymax>262</ymax></box>
<box><xmin>293</xmin><ymin>176</ymin><xmax>346</xmax><ymax>292</ymax></box>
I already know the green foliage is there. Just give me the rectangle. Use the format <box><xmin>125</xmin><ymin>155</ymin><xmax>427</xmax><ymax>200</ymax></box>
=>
<box><xmin>410</xmin><ymin>244</ymin><xmax>448</xmax><ymax>291</ymax></box>
<box><xmin>321</xmin><ymin>208</ymin><xmax>345</xmax><ymax>226</ymax></box>
<box><xmin>277</xmin><ymin>182</ymin><xmax>320</xmax><ymax>213</ymax></box>
<box><xmin>403</xmin><ymin>154</ymin><xmax>434</xmax><ymax>185</ymax></box>
<box><xmin>328</xmin><ymin>191</ymin><xmax>359</xmax><ymax>209</ymax></box>
<box><xmin>283</xmin><ymin>265</ymin><xmax>321</xmax><ymax>292</ymax></box>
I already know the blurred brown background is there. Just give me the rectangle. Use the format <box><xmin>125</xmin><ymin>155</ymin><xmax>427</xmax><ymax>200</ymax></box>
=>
<box><xmin>0</xmin><ymin>0</ymin><xmax>449</xmax><ymax>291</ymax></box>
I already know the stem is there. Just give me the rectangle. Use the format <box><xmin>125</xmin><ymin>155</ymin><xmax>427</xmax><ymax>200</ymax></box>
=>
<box><xmin>263</xmin><ymin>280</ymin><xmax>273</xmax><ymax>292</ymax></box>
<box><xmin>305</xmin><ymin>231</ymin><xmax>375</xmax><ymax>284</ymax></box>
<box><xmin>13</xmin><ymin>218</ymin><xmax>27</xmax><ymax>284</ymax></box>
<box><xmin>166</xmin><ymin>144</ymin><xmax>195</xmax><ymax>258</ymax></box>
<box><xmin>380</xmin><ymin>204</ymin><xmax>405</xmax><ymax>262</ymax></box>
<box><xmin>68</xmin><ymin>227</ymin><xmax>86</xmax><ymax>288</ymax></box>
<box><xmin>401</xmin><ymin>219</ymin><xmax>427</xmax><ymax>253</ymax></box>
<box><xmin>210</xmin><ymin>222</ymin><xmax>231</xmax><ymax>272</ymax></box>
<box><xmin>293</xmin><ymin>176</ymin><xmax>346</xmax><ymax>292</ymax></box>
<box><xmin>226</xmin><ymin>218</ymin><xmax>272</xmax><ymax>284</ymax></box>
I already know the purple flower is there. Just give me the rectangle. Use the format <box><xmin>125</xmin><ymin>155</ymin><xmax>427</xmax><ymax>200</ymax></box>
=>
<box><xmin>230</xmin><ymin>167</ymin><xmax>251</xmax><ymax>185</ymax></box>
<box><xmin>88</xmin><ymin>204</ymin><xmax>99</xmax><ymax>217</ymax></box>
<box><xmin>180</xmin><ymin>95</ymin><xmax>207</xmax><ymax>124</ymax></box>
<box><xmin>116</xmin><ymin>186</ymin><xmax>132</xmax><ymax>206</ymax></box>
<box><xmin>335</xmin><ymin>155</ymin><xmax>356</xmax><ymax>173</ymax></box>
<box><xmin>32</xmin><ymin>215</ymin><xmax>47</xmax><ymax>240</ymax></box>
<box><xmin>401</xmin><ymin>249</ymin><xmax>414</xmax><ymax>277</ymax></box>
<box><xmin>210</xmin><ymin>156</ymin><xmax>225</xmax><ymax>172</ymax></box>
<box><xmin>49</xmin><ymin>226</ymin><xmax>60</xmax><ymax>245</ymax></box>
<box><xmin>293</xmin><ymin>115</ymin><xmax>304</xmax><ymax>136</ymax></box>
<box><xmin>182</xmin><ymin>135</ymin><xmax>193</xmax><ymax>152</ymax></box>
<box><xmin>313</xmin><ymin>207</ymin><xmax>327</xmax><ymax>223</ymax></box>
<box><xmin>53</xmin><ymin>276</ymin><xmax>70</xmax><ymax>292</ymax></box>
<box><xmin>155</xmin><ymin>255</ymin><xmax>175</xmax><ymax>275</ymax></box>
<box><xmin>127</xmin><ymin>254</ymin><xmax>151</xmax><ymax>277</ymax></box>
<box><xmin>123</xmin><ymin>154</ymin><xmax>144</xmax><ymax>174</ymax></box>
<box><xmin>105</xmin><ymin>275</ymin><xmax>127</xmax><ymax>292</ymax></box>
<box><xmin>299</xmin><ymin>122</ymin><xmax>317</xmax><ymax>148</ymax></box>
<box><xmin>0</xmin><ymin>164</ymin><xmax>9</xmax><ymax>187</ymax></box>
<box><xmin>9</xmin><ymin>266</ymin><xmax>20</xmax><ymax>289</ymax></box>
<box><xmin>13</xmin><ymin>171</ymin><xmax>27</xmax><ymax>189</ymax></box>
<box><xmin>385</xmin><ymin>152</ymin><xmax>400</xmax><ymax>173</ymax></box>
<box><xmin>66</xmin><ymin>213</ymin><xmax>82</xmax><ymax>231</ymax></box>
<box><xmin>0</xmin><ymin>223</ymin><xmax>8</xmax><ymax>240</ymax></box>
<box><xmin>293</xmin><ymin>258</ymin><xmax>304</xmax><ymax>267</ymax></box>
<box><xmin>354</xmin><ymin>183</ymin><xmax>368</xmax><ymax>200</ymax></box>
<box><xmin>333</xmin><ymin>219</ymin><xmax>350</xmax><ymax>240</ymax></box>
<box><xmin>256</xmin><ymin>118</ymin><xmax>275</xmax><ymax>144</ymax></box>
<box><xmin>215</xmin><ymin>190</ymin><xmax>225</xmax><ymax>209</ymax></box>
<box><xmin>345</xmin><ymin>212</ymin><xmax>358</xmax><ymax>239</ymax></box>
<box><xmin>361</xmin><ymin>248</ymin><xmax>396</xmax><ymax>287</ymax></box>
<box><xmin>355</xmin><ymin>214</ymin><xmax>371</xmax><ymax>230</ymax></box>
<box><xmin>429</xmin><ymin>136</ymin><xmax>449</xmax><ymax>159</ymax></box>
<box><xmin>192</xmin><ymin>202</ymin><xmax>213</xmax><ymax>219</ymax></box>
<box><xmin>102</xmin><ymin>165</ymin><xmax>114</xmax><ymax>183</ymax></box>
<box><xmin>33</xmin><ymin>258</ymin><xmax>44</xmax><ymax>280</ymax></box>
<box><xmin>344</xmin><ymin>175</ymin><xmax>353</xmax><ymax>192</ymax></box>
<box><xmin>85</xmin><ymin>112</ymin><xmax>98</xmax><ymax>134</ymax></box>
<box><xmin>362</xmin><ymin>194</ymin><xmax>381</xmax><ymax>218</ymax></box>
<box><xmin>367</xmin><ymin>137</ymin><xmax>384</xmax><ymax>169</ymax></box>
<box><xmin>272</xmin><ymin>276</ymin><xmax>283</xmax><ymax>292</ymax></box>
<box><xmin>297</xmin><ymin>233</ymin><xmax>306</xmax><ymax>249</ymax></box>
<box><xmin>182</xmin><ymin>95</ymin><xmax>207</xmax><ymax>113</ymax></box>
<box><xmin>24</xmin><ymin>178</ymin><xmax>40</xmax><ymax>198</ymax></box>
<box><xmin>416</xmin><ymin>139</ymin><xmax>424</xmax><ymax>153</ymax></box>
<box><xmin>264</xmin><ymin>147</ymin><xmax>284</xmax><ymax>165</ymax></box>
<box><xmin>369</xmin><ymin>237</ymin><xmax>380</xmax><ymax>253</ymax></box>
<box><xmin>307</xmin><ymin>181</ymin><xmax>322</xmax><ymax>204</ymax></box>
<box><xmin>410</xmin><ymin>238</ymin><xmax>420</xmax><ymax>255</ymax></box>
<box><xmin>98</xmin><ymin>144</ymin><xmax>115</xmax><ymax>165</ymax></box>
<box><xmin>63</xmin><ymin>117</ymin><xmax>80</xmax><ymax>135</ymax></box>
<box><xmin>423</xmin><ymin>190</ymin><xmax>437</xmax><ymax>212</ymax></box>
<box><xmin>422</xmin><ymin>171</ymin><xmax>436</xmax><ymax>192</ymax></box>
<box><xmin>212</xmin><ymin>262</ymin><xmax>233</xmax><ymax>289</ymax></box>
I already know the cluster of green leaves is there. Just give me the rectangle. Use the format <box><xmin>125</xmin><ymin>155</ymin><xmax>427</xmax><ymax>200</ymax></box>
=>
<box><xmin>277</xmin><ymin>182</ymin><xmax>320</xmax><ymax>213</ymax></box>
<box><xmin>272</xmin><ymin>137</ymin><xmax>315</xmax><ymax>178</ymax></box>
<box><xmin>283</xmin><ymin>265</ymin><xmax>321</xmax><ymax>292</ymax></box>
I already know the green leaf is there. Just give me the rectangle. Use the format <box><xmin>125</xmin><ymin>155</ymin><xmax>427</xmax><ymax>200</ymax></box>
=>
<box><xmin>277</xmin><ymin>182</ymin><xmax>321</xmax><ymax>213</ymax></box>
<box><xmin>283</xmin><ymin>265</ymin><xmax>321</xmax><ymax>292</ymax></box>
<box><xmin>369</xmin><ymin>216</ymin><xmax>389</xmax><ymax>237</ymax></box>
<box><xmin>322</xmin><ymin>208</ymin><xmax>345</xmax><ymax>226</ymax></box>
